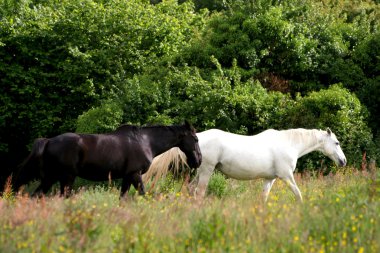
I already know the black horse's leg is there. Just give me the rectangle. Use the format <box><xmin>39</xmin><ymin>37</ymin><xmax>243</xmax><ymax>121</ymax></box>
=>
<box><xmin>59</xmin><ymin>175</ymin><xmax>76</xmax><ymax>197</ymax></box>
<box><xmin>120</xmin><ymin>177</ymin><xmax>133</xmax><ymax>198</ymax></box>
<box><xmin>32</xmin><ymin>178</ymin><xmax>55</xmax><ymax>197</ymax></box>
<box><xmin>32</xmin><ymin>184</ymin><xmax>44</xmax><ymax>197</ymax></box>
<box><xmin>131</xmin><ymin>172</ymin><xmax>145</xmax><ymax>195</ymax></box>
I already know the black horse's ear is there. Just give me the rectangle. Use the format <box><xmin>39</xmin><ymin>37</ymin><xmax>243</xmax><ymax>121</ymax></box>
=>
<box><xmin>185</xmin><ymin>120</ymin><xmax>194</xmax><ymax>131</ymax></box>
<box><xmin>326</xmin><ymin>128</ymin><xmax>332</xmax><ymax>135</ymax></box>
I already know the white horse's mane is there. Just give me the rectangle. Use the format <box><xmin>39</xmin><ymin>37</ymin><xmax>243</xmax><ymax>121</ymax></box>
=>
<box><xmin>283</xmin><ymin>128</ymin><xmax>321</xmax><ymax>141</ymax></box>
<box><xmin>282</xmin><ymin>128</ymin><xmax>324</xmax><ymax>147</ymax></box>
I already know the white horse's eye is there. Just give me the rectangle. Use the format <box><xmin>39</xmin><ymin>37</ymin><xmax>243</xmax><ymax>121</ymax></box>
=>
<box><xmin>336</xmin><ymin>142</ymin><xmax>340</xmax><ymax>146</ymax></box>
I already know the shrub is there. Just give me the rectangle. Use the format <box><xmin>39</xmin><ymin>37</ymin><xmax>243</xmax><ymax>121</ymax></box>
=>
<box><xmin>232</xmin><ymin>78</ymin><xmax>293</xmax><ymax>134</ymax></box>
<box><xmin>207</xmin><ymin>172</ymin><xmax>228</xmax><ymax>197</ymax></box>
<box><xmin>354</xmin><ymin>32</ymin><xmax>380</xmax><ymax>136</ymax></box>
<box><xmin>76</xmin><ymin>100</ymin><xmax>123</xmax><ymax>133</ymax></box>
<box><xmin>157</xmin><ymin>60</ymin><xmax>292</xmax><ymax>134</ymax></box>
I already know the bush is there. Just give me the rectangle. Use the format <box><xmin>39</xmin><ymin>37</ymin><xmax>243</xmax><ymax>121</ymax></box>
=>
<box><xmin>76</xmin><ymin>100</ymin><xmax>123</xmax><ymax>134</ymax></box>
<box><xmin>232</xmin><ymin>78</ymin><xmax>293</xmax><ymax>134</ymax></box>
<box><xmin>207</xmin><ymin>172</ymin><xmax>228</xmax><ymax>198</ymax></box>
<box><xmin>155</xmin><ymin>60</ymin><xmax>292</xmax><ymax>134</ymax></box>
<box><xmin>354</xmin><ymin>32</ymin><xmax>380</xmax><ymax>136</ymax></box>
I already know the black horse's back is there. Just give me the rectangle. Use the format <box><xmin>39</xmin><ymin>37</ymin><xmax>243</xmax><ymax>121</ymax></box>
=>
<box><xmin>44</xmin><ymin>133</ymin><xmax>82</xmax><ymax>168</ymax></box>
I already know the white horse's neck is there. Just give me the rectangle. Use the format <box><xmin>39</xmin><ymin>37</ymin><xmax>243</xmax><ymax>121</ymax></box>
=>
<box><xmin>285</xmin><ymin>129</ymin><xmax>325</xmax><ymax>158</ymax></box>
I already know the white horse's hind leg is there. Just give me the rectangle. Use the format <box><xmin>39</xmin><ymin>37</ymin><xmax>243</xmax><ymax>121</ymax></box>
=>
<box><xmin>262</xmin><ymin>179</ymin><xmax>276</xmax><ymax>202</ymax></box>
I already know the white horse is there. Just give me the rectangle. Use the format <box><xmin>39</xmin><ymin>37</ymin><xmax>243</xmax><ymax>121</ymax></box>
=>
<box><xmin>144</xmin><ymin>128</ymin><xmax>347</xmax><ymax>202</ymax></box>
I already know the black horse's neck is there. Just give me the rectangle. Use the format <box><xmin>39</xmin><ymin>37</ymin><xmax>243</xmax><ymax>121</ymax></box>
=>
<box><xmin>141</xmin><ymin>126</ymin><xmax>185</xmax><ymax>158</ymax></box>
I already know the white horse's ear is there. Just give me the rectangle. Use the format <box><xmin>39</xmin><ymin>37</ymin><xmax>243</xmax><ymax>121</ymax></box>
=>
<box><xmin>326</xmin><ymin>128</ymin><xmax>332</xmax><ymax>135</ymax></box>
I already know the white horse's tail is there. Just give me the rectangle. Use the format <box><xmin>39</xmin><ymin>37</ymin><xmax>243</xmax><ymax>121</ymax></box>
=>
<box><xmin>143</xmin><ymin>147</ymin><xmax>188</xmax><ymax>191</ymax></box>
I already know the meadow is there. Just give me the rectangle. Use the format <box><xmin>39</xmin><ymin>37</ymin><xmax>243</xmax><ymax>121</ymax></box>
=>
<box><xmin>0</xmin><ymin>168</ymin><xmax>379</xmax><ymax>253</ymax></box>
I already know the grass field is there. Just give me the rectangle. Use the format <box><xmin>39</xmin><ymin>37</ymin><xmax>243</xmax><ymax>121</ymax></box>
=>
<box><xmin>0</xmin><ymin>168</ymin><xmax>379</xmax><ymax>253</ymax></box>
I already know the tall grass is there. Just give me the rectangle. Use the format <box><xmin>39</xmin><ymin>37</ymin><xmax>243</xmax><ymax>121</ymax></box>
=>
<box><xmin>0</xmin><ymin>169</ymin><xmax>378</xmax><ymax>253</ymax></box>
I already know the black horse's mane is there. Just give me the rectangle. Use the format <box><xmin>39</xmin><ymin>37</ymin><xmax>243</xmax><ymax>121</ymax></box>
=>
<box><xmin>115</xmin><ymin>124</ymin><xmax>139</xmax><ymax>132</ymax></box>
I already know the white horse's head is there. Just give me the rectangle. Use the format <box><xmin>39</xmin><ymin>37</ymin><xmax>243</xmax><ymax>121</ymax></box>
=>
<box><xmin>320</xmin><ymin>128</ymin><xmax>347</xmax><ymax>167</ymax></box>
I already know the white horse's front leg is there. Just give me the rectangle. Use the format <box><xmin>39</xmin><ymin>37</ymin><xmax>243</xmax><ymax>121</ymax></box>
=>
<box><xmin>262</xmin><ymin>178</ymin><xmax>276</xmax><ymax>202</ymax></box>
<box><xmin>193</xmin><ymin>165</ymin><xmax>214</xmax><ymax>198</ymax></box>
<box><xmin>283</xmin><ymin>174</ymin><xmax>303</xmax><ymax>202</ymax></box>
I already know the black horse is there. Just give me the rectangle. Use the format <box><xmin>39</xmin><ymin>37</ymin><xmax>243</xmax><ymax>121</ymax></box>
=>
<box><xmin>13</xmin><ymin>122</ymin><xmax>202</xmax><ymax>197</ymax></box>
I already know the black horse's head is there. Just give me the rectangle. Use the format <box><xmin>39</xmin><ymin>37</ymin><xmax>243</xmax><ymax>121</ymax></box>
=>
<box><xmin>178</xmin><ymin>121</ymin><xmax>202</xmax><ymax>169</ymax></box>
<box><xmin>12</xmin><ymin>158</ymin><xmax>41</xmax><ymax>193</ymax></box>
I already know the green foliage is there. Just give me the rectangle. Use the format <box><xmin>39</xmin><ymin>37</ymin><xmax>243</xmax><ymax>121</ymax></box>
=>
<box><xmin>76</xmin><ymin>100</ymin><xmax>123</xmax><ymax>134</ymax></box>
<box><xmin>181</xmin><ymin>1</ymin><xmax>320</xmax><ymax>79</ymax></box>
<box><xmin>118</xmin><ymin>76</ymin><xmax>175</xmax><ymax>126</ymax></box>
<box><xmin>145</xmin><ymin>60</ymin><xmax>291</xmax><ymax>134</ymax></box>
<box><xmin>178</xmin><ymin>0</ymin><xmax>380</xmax><ymax>133</ymax></box>
<box><xmin>354</xmin><ymin>31</ymin><xmax>380</xmax><ymax>134</ymax></box>
<box><xmin>167</xmin><ymin>62</ymin><xmax>240</xmax><ymax>131</ymax></box>
<box><xmin>231</xmin><ymin>78</ymin><xmax>292</xmax><ymax>133</ymax></box>
<box><xmin>207</xmin><ymin>172</ymin><xmax>228</xmax><ymax>197</ymax></box>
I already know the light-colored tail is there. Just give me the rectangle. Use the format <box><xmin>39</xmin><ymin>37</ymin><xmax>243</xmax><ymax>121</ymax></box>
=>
<box><xmin>143</xmin><ymin>147</ymin><xmax>188</xmax><ymax>191</ymax></box>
